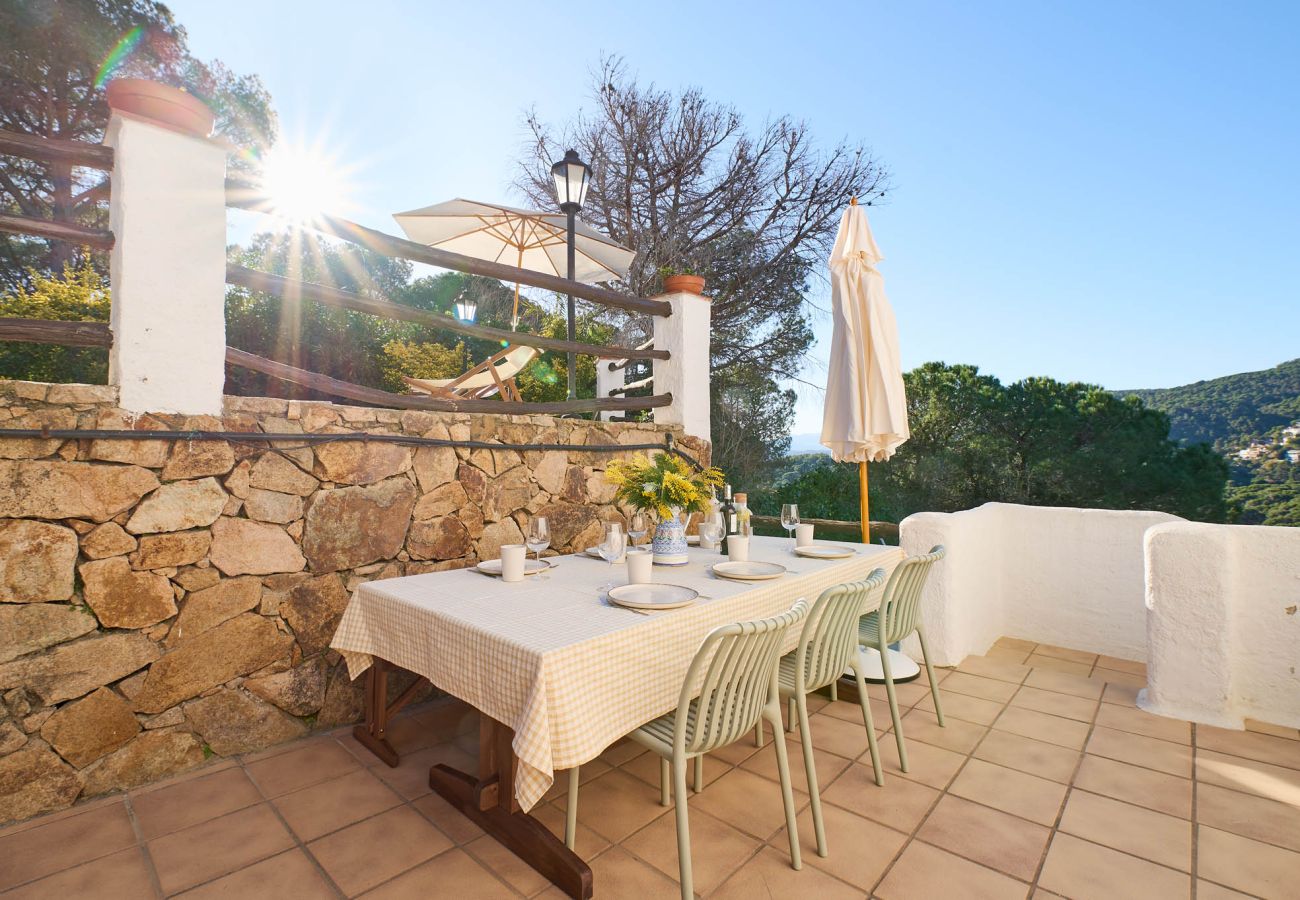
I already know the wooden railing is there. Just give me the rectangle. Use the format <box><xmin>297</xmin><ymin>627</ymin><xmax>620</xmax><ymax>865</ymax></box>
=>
<box><xmin>0</xmin><ymin>129</ymin><xmax>115</xmax><ymax>250</ymax></box>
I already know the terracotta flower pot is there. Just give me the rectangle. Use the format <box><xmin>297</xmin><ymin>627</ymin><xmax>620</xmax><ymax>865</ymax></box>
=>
<box><xmin>663</xmin><ymin>274</ymin><xmax>706</xmax><ymax>295</ymax></box>
<box><xmin>105</xmin><ymin>78</ymin><xmax>215</xmax><ymax>138</ymax></box>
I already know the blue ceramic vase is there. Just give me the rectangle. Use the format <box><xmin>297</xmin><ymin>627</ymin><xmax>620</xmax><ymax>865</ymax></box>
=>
<box><xmin>651</xmin><ymin>508</ymin><xmax>689</xmax><ymax>566</ymax></box>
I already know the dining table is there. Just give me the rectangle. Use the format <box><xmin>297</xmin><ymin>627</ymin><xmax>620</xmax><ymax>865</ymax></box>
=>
<box><xmin>330</xmin><ymin>534</ymin><xmax>904</xmax><ymax>899</ymax></box>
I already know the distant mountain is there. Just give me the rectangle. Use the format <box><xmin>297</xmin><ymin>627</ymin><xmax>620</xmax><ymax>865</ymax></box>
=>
<box><xmin>788</xmin><ymin>433</ymin><xmax>831</xmax><ymax>455</ymax></box>
<box><xmin>1119</xmin><ymin>358</ymin><xmax>1300</xmax><ymax>448</ymax></box>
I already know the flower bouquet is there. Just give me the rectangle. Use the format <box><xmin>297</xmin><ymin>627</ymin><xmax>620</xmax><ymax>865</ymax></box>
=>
<box><xmin>605</xmin><ymin>453</ymin><xmax>724</xmax><ymax>565</ymax></box>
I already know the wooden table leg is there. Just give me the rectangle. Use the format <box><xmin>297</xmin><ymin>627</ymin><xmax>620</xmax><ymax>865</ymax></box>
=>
<box><xmin>352</xmin><ymin>659</ymin><xmax>400</xmax><ymax>767</ymax></box>
<box><xmin>429</xmin><ymin>716</ymin><xmax>593</xmax><ymax>900</ymax></box>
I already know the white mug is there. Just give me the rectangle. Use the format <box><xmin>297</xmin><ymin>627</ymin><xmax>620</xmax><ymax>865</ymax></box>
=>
<box><xmin>626</xmin><ymin>548</ymin><xmax>653</xmax><ymax>584</ymax></box>
<box><xmin>728</xmin><ymin>535</ymin><xmax>750</xmax><ymax>562</ymax></box>
<box><xmin>501</xmin><ymin>544</ymin><xmax>527</xmax><ymax>582</ymax></box>
<box><xmin>795</xmin><ymin>523</ymin><xmax>815</xmax><ymax>547</ymax></box>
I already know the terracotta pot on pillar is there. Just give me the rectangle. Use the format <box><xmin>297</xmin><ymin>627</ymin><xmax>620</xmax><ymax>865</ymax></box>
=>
<box><xmin>663</xmin><ymin>274</ymin><xmax>706</xmax><ymax>295</ymax></box>
<box><xmin>105</xmin><ymin>78</ymin><xmax>216</xmax><ymax>138</ymax></box>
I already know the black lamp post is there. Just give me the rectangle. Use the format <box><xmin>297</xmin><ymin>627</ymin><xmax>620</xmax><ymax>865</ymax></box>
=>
<box><xmin>551</xmin><ymin>148</ymin><xmax>591</xmax><ymax>401</ymax></box>
<box><xmin>454</xmin><ymin>290</ymin><xmax>478</xmax><ymax>375</ymax></box>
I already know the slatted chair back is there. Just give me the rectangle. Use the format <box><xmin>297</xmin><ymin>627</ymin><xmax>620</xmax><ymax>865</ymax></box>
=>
<box><xmin>878</xmin><ymin>545</ymin><xmax>946</xmax><ymax>645</ymax></box>
<box><xmin>794</xmin><ymin>569</ymin><xmax>888</xmax><ymax>694</ymax></box>
<box><xmin>675</xmin><ymin>599</ymin><xmax>810</xmax><ymax>755</ymax></box>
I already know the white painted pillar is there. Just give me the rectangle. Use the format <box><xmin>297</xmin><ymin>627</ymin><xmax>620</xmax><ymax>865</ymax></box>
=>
<box><xmin>106</xmin><ymin>112</ymin><xmax>228</xmax><ymax>415</ymax></box>
<box><xmin>595</xmin><ymin>360</ymin><xmax>623</xmax><ymax>423</ymax></box>
<box><xmin>652</xmin><ymin>291</ymin><xmax>711</xmax><ymax>444</ymax></box>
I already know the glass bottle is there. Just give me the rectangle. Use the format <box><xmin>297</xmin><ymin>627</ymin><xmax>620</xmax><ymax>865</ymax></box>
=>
<box><xmin>718</xmin><ymin>484</ymin><xmax>736</xmax><ymax>555</ymax></box>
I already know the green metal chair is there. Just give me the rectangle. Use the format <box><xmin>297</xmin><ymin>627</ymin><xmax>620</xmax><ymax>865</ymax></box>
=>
<box><xmin>565</xmin><ymin>599</ymin><xmax>810</xmax><ymax>900</ymax></box>
<box><xmin>756</xmin><ymin>571</ymin><xmax>888</xmax><ymax>858</ymax></box>
<box><xmin>860</xmin><ymin>545</ymin><xmax>946</xmax><ymax>773</ymax></box>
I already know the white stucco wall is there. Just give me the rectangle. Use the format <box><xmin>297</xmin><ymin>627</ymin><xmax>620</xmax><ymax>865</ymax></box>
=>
<box><xmin>1143</xmin><ymin>521</ymin><xmax>1300</xmax><ymax>729</ymax></box>
<box><xmin>900</xmin><ymin>503</ymin><xmax>1180</xmax><ymax>666</ymax></box>
<box><xmin>652</xmin><ymin>291</ymin><xmax>711</xmax><ymax>444</ymax></box>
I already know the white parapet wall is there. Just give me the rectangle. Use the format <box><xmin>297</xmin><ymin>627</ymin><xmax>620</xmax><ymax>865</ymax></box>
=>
<box><xmin>652</xmin><ymin>290</ymin><xmax>711</xmax><ymax>445</ymax></box>
<box><xmin>899</xmin><ymin>503</ymin><xmax>1181</xmax><ymax>666</ymax></box>
<box><xmin>1142</xmin><ymin>521</ymin><xmax>1300</xmax><ymax>729</ymax></box>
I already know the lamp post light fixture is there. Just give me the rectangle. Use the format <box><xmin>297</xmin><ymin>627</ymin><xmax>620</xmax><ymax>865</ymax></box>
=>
<box><xmin>454</xmin><ymin>290</ymin><xmax>478</xmax><ymax>375</ymax></box>
<box><xmin>551</xmin><ymin>148</ymin><xmax>591</xmax><ymax>401</ymax></box>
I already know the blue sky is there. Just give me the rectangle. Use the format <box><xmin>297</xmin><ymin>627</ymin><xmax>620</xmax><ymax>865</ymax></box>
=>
<box><xmin>169</xmin><ymin>0</ymin><xmax>1300</xmax><ymax>434</ymax></box>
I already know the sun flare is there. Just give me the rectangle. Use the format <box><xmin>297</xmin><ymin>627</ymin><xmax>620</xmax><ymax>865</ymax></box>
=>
<box><xmin>259</xmin><ymin>140</ymin><xmax>354</xmax><ymax>225</ymax></box>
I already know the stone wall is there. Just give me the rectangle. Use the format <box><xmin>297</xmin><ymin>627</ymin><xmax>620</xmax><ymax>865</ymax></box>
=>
<box><xmin>0</xmin><ymin>381</ymin><xmax>704</xmax><ymax>823</ymax></box>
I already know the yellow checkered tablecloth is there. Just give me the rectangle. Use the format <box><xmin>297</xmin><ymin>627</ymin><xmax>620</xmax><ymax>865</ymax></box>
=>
<box><xmin>331</xmin><ymin>535</ymin><xmax>903</xmax><ymax>810</ymax></box>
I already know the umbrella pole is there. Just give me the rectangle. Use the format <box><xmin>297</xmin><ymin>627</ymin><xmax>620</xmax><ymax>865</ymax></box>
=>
<box><xmin>859</xmin><ymin>461</ymin><xmax>870</xmax><ymax>544</ymax></box>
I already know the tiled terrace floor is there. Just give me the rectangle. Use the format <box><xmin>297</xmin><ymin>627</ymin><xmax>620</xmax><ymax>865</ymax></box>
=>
<box><xmin>3</xmin><ymin>638</ymin><xmax>1299</xmax><ymax>899</ymax></box>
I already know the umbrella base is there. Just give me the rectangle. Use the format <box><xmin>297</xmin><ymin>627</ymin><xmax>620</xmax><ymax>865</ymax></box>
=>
<box><xmin>854</xmin><ymin>646</ymin><xmax>921</xmax><ymax>684</ymax></box>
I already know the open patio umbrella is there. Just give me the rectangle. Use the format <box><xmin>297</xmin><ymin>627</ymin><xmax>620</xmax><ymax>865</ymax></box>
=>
<box><xmin>821</xmin><ymin>198</ymin><xmax>916</xmax><ymax>681</ymax></box>
<box><xmin>393</xmin><ymin>199</ymin><xmax>634</xmax><ymax>328</ymax></box>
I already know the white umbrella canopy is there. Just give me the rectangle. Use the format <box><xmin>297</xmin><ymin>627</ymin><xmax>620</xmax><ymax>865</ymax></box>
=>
<box><xmin>820</xmin><ymin>200</ymin><xmax>910</xmax><ymax>466</ymax></box>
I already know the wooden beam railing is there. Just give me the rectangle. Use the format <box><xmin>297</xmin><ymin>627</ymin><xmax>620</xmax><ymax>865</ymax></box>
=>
<box><xmin>226</xmin><ymin>265</ymin><xmax>669</xmax><ymax>362</ymax></box>
<box><xmin>0</xmin><ymin>318</ymin><xmax>112</xmax><ymax>347</ymax></box>
<box><xmin>226</xmin><ymin>180</ymin><xmax>670</xmax><ymax>319</ymax></box>
<box><xmin>0</xmin><ymin>129</ymin><xmax>115</xmax><ymax>170</ymax></box>
<box><xmin>0</xmin><ymin>213</ymin><xmax>114</xmax><ymax>250</ymax></box>
<box><xmin>226</xmin><ymin>347</ymin><xmax>671</xmax><ymax>415</ymax></box>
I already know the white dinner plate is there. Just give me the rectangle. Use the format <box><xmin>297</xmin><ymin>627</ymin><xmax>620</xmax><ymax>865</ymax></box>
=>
<box><xmin>607</xmin><ymin>583</ymin><xmax>698</xmax><ymax>610</ymax></box>
<box><xmin>711</xmin><ymin>560</ymin><xmax>787</xmax><ymax>581</ymax></box>
<box><xmin>794</xmin><ymin>544</ymin><xmax>857</xmax><ymax>560</ymax></box>
<box><xmin>476</xmin><ymin>558</ymin><xmax>552</xmax><ymax>577</ymax></box>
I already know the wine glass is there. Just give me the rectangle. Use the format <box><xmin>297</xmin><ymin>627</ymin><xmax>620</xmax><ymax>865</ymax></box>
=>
<box><xmin>598</xmin><ymin>523</ymin><xmax>626</xmax><ymax>593</ymax></box>
<box><xmin>526</xmin><ymin>516</ymin><xmax>550</xmax><ymax>579</ymax></box>
<box><xmin>699</xmin><ymin>517</ymin><xmax>724</xmax><ymax>553</ymax></box>
<box><xmin>781</xmin><ymin>503</ymin><xmax>800</xmax><ymax>551</ymax></box>
<box><xmin>627</xmin><ymin>512</ymin><xmax>648</xmax><ymax>548</ymax></box>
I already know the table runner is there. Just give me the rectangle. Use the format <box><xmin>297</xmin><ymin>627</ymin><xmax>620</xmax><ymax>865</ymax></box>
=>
<box><xmin>331</xmin><ymin>535</ymin><xmax>903</xmax><ymax>810</ymax></box>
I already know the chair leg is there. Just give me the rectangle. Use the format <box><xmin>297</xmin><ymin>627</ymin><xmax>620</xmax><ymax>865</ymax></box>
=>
<box><xmin>795</xmin><ymin>693</ymin><xmax>828</xmax><ymax>857</ymax></box>
<box><xmin>917</xmin><ymin>626</ymin><xmax>945</xmax><ymax>727</ymax></box>
<box><xmin>766</xmin><ymin>703</ymin><xmax>802</xmax><ymax>871</ymax></box>
<box><xmin>829</xmin><ymin>679</ymin><xmax>839</xmax><ymax>703</ymax></box>
<box><xmin>878</xmin><ymin>641</ymin><xmax>909</xmax><ymax>772</ymax></box>
<box><xmin>671</xmin><ymin>755</ymin><xmax>694</xmax><ymax>900</ymax></box>
<box><xmin>659</xmin><ymin>756</ymin><xmax>671</xmax><ymax>807</ymax></box>
<box><xmin>754</xmin><ymin>718</ymin><xmax>763</xmax><ymax>747</ymax></box>
<box><xmin>564</xmin><ymin>767</ymin><xmax>579</xmax><ymax>850</ymax></box>
<box><xmin>850</xmin><ymin>658</ymin><xmax>884</xmax><ymax>785</ymax></box>
<box><xmin>785</xmin><ymin>696</ymin><xmax>794</xmax><ymax>733</ymax></box>
<box><xmin>693</xmin><ymin>754</ymin><xmax>703</xmax><ymax>793</ymax></box>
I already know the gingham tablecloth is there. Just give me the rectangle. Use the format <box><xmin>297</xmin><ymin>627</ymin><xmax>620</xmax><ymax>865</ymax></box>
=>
<box><xmin>330</xmin><ymin>535</ymin><xmax>904</xmax><ymax>810</ymax></box>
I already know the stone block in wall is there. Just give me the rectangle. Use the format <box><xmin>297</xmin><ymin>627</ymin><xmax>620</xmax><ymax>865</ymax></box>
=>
<box><xmin>408</xmin><ymin>517</ymin><xmax>472</xmax><ymax>561</ymax></box>
<box><xmin>0</xmin><ymin>744</ymin><xmax>82</xmax><ymax>823</ymax></box>
<box><xmin>0</xmin><ymin>408</ymin><xmax>75</xmax><ymax>459</ymax></box>
<box><xmin>0</xmin><ymin>632</ymin><xmax>160</xmax><ymax>705</ymax></box>
<box><xmin>39</xmin><ymin>687</ymin><xmax>139</xmax><ymax>768</ymax></box>
<box><xmin>278</xmin><ymin>574</ymin><xmax>350</xmax><ymax>657</ymax></box>
<box><xmin>477</xmin><ymin>518</ymin><xmax>525</xmax><ymax>563</ymax></box>
<box><xmin>0</xmin><ymin>721</ymin><xmax>24</xmax><ymax>754</ymax></box>
<box><xmin>243</xmin><ymin>657</ymin><xmax>327</xmax><ymax>716</ymax></box>
<box><xmin>80</xmin><ymin>522</ymin><xmax>137</xmax><ymax>560</ymax></box>
<box><xmin>161</xmin><ymin>439</ymin><xmax>236</xmax><ymax>480</ymax></box>
<box><xmin>0</xmin><ymin>603</ymin><xmax>97</xmax><ymax>664</ymax></box>
<box><xmin>483</xmin><ymin>466</ymin><xmax>530</xmax><ymax>523</ymax></box>
<box><xmin>412</xmin><ymin>482</ymin><xmax>468</xmax><ymax>521</ymax></box>
<box><xmin>125</xmin><ymin>477</ymin><xmax>227</xmax><ymax>534</ymax></box>
<box><xmin>302</xmin><ymin>477</ymin><xmax>416</xmax><ymax>573</ymax></box>
<box><xmin>243</xmin><ymin>488</ymin><xmax>304</xmax><ymax>524</ymax></box>
<box><xmin>80</xmin><ymin>730</ymin><xmax>204</xmax><ymax>796</ymax></box>
<box><xmin>0</xmin><ymin>519</ymin><xmax>78</xmax><ymax>603</ymax></box>
<box><xmin>182</xmin><ymin>689</ymin><xmax>306</xmax><ymax>756</ymax></box>
<box><xmin>130</xmin><ymin>529</ymin><xmax>211</xmax><ymax>569</ymax></box>
<box><xmin>317</xmin><ymin>661</ymin><xmax>365</xmax><ymax>726</ymax></box>
<box><xmin>80</xmin><ymin>558</ymin><xmax>176</xmax><ymax>629</ymax></box>
<box><xmin>0</xmin><ymin>460</ymin><xmax>158</xmax><ymax>522</ymax></box>
<box><xmin>44</xmin><ymin>383</ymin><xmax>116</xmax><ymax>406</ymax></box>
<box><xmin>87</xmin><ymin>411</ymin><xmax>170</xmax><ymax>467</ymax></box>
<box><xmin>412</xmin><ymin>445</ymin><xmax>458</xmax><ymax>492</ymax></box>
<box><xmin>313</xmin><ymin>437</ymin><xmax>412</xmax><ymax>486</ymax></box>
<box><xmin>167</xmin><ymin>576</ymin><xmax>261</xmax><ymax>645</ymax></box>
<box><xmin>208</xmin><ymin>517</ymin><xmax>306</xmax><ymax>576</ymax></box>
<box><xmin>248</xmin><ymin>453</ymin><xmax>318</xmax><ymax>496</ymax></box>
<box><xmin>173</xmin><ymin>566</ymin><xmax>220</xmax><ymax>592</ymax></box>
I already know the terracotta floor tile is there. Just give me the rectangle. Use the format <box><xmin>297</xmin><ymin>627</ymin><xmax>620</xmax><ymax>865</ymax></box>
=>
<box><xmin>1197</xmin><ymin>825</ymin><xmax>1300</xmax><ymax>899</ymax></box>
<box><xmin>739</xmin><ymin>733</ymin><xmax>852</xmax><ymax>796</ymax></box>
<box><xmin>0</xmin><ymin>847</ymin><xmax>154</xmax><ymax>900</ymax></box>
<box><xmin>798</xmin><ymin>707</ymin><xmax>888</xmax><ymax>759</ymax></box>
<box><xmin>245</xmin><ymin>738</ymin><xmax>361</xmax><ymax>798</ymax></box>
<box><xmin>941</xmin><ymin>671</ymin><xmax>1021</xmax><ymax>705</ymax></box>
<box><xmin>1094</xmin><ymin>702</ymin><xmax>1191</xmax><ymax>744</ymax></box>
<box><xmin>620</xmin><ymin>806</ymin><xmax>760</xmax><ymax>895</ymax></box>
<box><xmin>899</xmin><ymin>707</ymin><xmax>989</xmax><ymax>754</ymax></box>
<box><xmin>131</xmin><ymin>766</ymin><xmax>263</xmax><ymax>841</ymax></box>
<box><xmin>1197</xmin><ymin>725</ymin><xmax>1300</xmax><ymax>770</ymax></box>
<box><xmin>1196</xmin><ymin>747</ymin><xmax>1300</xmax><ymax>807</ymax></box>
<box><xmin>543</xmin><ymin>759</ymin><xmax>610</xmax><ymax>803</ymax></box>
<box><xmin>1096</xmin><ymin>655</ymin><xmax>1146</xmax><ymax>676</ymax></box>
<box><xmin>872</xmin><ymin>731</ymin><xmax>969</xmax><ymax>790</ymax></box>
<box><xmin>148</xmin><ymin>803</ymin><xmax>295</xmax><ymax>895</ymax></box>
<box><xmin>992</xmin><ymin>706</ymin><xmax>1091</xmax><ymax>750</ymax></box>
<box><xmin>1038</xmin><ymin>832</ymin><xmax>1188</xmax><ymax>900</ymax></box>
<box><xmin>1023</xmin><ymin>668</ymin><xmax>1104</xmax><ymax>700</ymax></box>
<box><xmin>973</xmin><ymin>730</ymin><xmax>1081</xmax><ymax>784</ymax></box>
<box><xmin>1034</xmin><ymin>644</ymin><xmax>1098</xmax><ymax>666</ymax></box>
<box><xmin>462</xmin><ymin>834</ymin><xmax>552</xmax><ymax>897</ymax></box>
<box><xmin>877</xmin><ymin>839</ymin><xmax>1029</xmax><ymax>900</ymax></box>
<box><xmin>369</xmin><ymin>742</ymin><xmax>475</xmax><ymax>801</ymax></box>
<box><xmin>949</xmin><ymin>759</ymin><xmax>1068</xmax><ymax>826</ymax></box>
<box><xmin>356</xmin><ymin>848</ymin><xmax>513</xmax><ymax>900</ymax></box>
<box><xmin>994</xmin><ymin>637</ymin><xmax>1038</xmax><ymax>653</ymax></box>
<box><xmin>817</xmin><ymin>692</ymin><xmax>895</xmax><ymax>729</ymax></box>
<box><xmin>1099</xmin><ymin>680</ymin><xmax>1143</xmax><ymax>707</ymax></box>
<box><xmin>865</xmin><ymin>676</ymin><xmax>943</xmax><ymax>707</ymax></box>
<box><xmin>1091</xmin><ymin>668</ymin><xmax>1147</xmax><ymax>692</ymax></box>
<box><xmin>1059</xmin><ymin>789</ymin><xmax>1191</xmax><ymax>870</ymax></box>
<box><xmin>771</xmin><ymin>801</ymin><xmax>908</xmax><ymax>888</ymax></box>
<box><xmin>1072</xmin><ymin>754</ymin><xmax>1191</xmax><ymax>818</ymax></box>
<box><xmin>0</xmin><ymin>801</ymin><xmax>137</xmax><ymax>891</ymax></box>
<box><xmin>914</xmin><ymin>688</ymin><xmax>1006</xmax><ymax>725</ymax></box>
<box><xmin>175</xmin><ymin>848</ymin><xmax>336</xmax><ymax>899</ymax></box>
<box><xmin>1010</xmin><ymin>686</ymin><xmax>1098</xmax><ymax>723</ymax></box>
<box><xmin>919</xmin><ymin>794</ymin><xmax>1051</xmax><ymax>880</ymax></box>
<box><xmin>985</xmin><ymin>646</ymin><xmax>1033</xmax><ymax>665</ymax></box>
<box><xmin>697</xmin><ymin>733</ymin><xmax>762</xmax><ymax>767</ymax></box>
<box><xmin>957</xmin><ymin>655</ymin><xmax>1031</xmax><ymax>684</ymax></box>
<box><xmin>1244</xmin><ymin>718</ymin><xmax>1300</xmax><ymax>741</ymax></box>
<box><xmin>308</xmin><ymin>805</ymin><xmax>451</xmax><ymax>897</ymax></box>
<box><xmin>588</xmin><ymin>845</ymin><xmax>684</xmax><ymax>897</ymax></box>
<box><xmin>531</xmin><ymin>800</ymin><xmax>612</xmax><ymax>860</ymax></box>
<box><xmin>710</xmin><ymin>844</ymin><xmax>864</xmax><ymax>900</ymax></box>
<box><xmin>1086</xmin><ymin>726</ymin><xmax>1192</xmax><ymax>777</ymax></box>
<box><xmin>273</xmin><ymin>767</ymin><xmax>404</xmax><ymax>842</ymax></box>
<box><xmin>823</xmin><ymin>760</ymin><xmax>941</xmax><ymax>830</ymax></box>
<box><xmin>1025</xmin><ymin>654</ymin><xmax>1092</xmax><ymax>677</ymax></box>
<box><xmin>1196</xmin><ymin>782</ymin><xmax>1300</xmax><ymax>852</ymax></box>
<box><xmin>554</xmin><ymin>768</ymin><xmax>671</xmax><ymax>843</ymax></box>
<box><xmin>1196</xmin><ymin>879</ymin><xmax>1254</xmax><ymax>899</ymax></box>
<box><xmin>689</xmin><ymin>766</ymin><xmax>807</xmax><ymax>843</ymax></box>
<box><xmin>0</xmin><ymin>792</ymin><xmax>126</xmax><ymax>840</ymax></box>
<box><xmin>597</xmin><ymin>737</ymin><xmax>646</xmax><ymax>767</ymax></box>
<box><xmin>409</xmin><ymin>793</ymin><xmax>484</xmax><ymax>845</ymax></box>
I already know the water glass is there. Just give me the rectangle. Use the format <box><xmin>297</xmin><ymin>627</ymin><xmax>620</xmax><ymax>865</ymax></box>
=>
<box><xmin>699</xmin><ymin>518</ymin><xmax>724</xmax><ymax>552</ymax></box>
<box><xmin>598</xmin><ymin>524</ymin><xmax>625</xmax><ymax>591</ymax></box>
<box><xmin>628</xmin><ymin>513</ymin><xmax>648</xmax><ymax>548</ymax></box>
<box><xmin>780</xmin><ymin>503</ymin><xmax>800</xmax><ymax>551</ymax></box>
<box><xmin>527</xmin><ymin>516</ymin><xmax>551</xmax><ymax>578</ymax></box>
